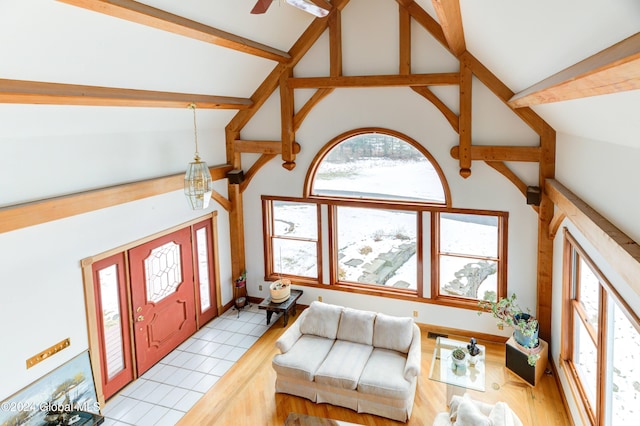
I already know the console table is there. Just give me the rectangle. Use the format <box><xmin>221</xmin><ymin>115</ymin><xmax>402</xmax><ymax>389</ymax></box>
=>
<box><xmin>258</xmin><ymin>289</ymin><xmax>303</xmax><ymax>327</ymax></box>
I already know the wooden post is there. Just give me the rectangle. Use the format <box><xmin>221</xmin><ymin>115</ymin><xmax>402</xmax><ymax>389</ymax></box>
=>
<box><xmin>228</xmin><ymin>183</ymin><xmax>246</xmax><ymax>285</ymax></box>
<box><xmin>536</xmin><ymin>125</ymin><xmax>556</xmax><ymax>342</ymax></box>
<box><xmin>458</xmin><ymin>63</ymin><xmax>472</xmax><ymax>178</ymax></box>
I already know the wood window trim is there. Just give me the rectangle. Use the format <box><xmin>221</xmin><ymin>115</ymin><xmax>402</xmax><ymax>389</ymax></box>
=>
<box><xmin>303</xmin><ymin>127</ymin><xmax>452</xmax><ymax>208</ymax></box>
<box><xmin>262</xmin><ymin>197</ymin><xmax>323</xmax><ymax>285</ymax></box>
<box><xmin>431</xmin><ymin>210</ymin><xmax>508</xmax><ymax>310</ymax></box>
<box><xmin>329</xmin><ymin>204</ymin><xmax>423</xmax><ymax>297</ymax></box>
<box><xmin>561</xmin><ymin>228</ymin><xmax>640</xmax><ymax>425</ymax></box>
<box><xmin>263</xmin><ymin>195</ymin><xmax>509</xmax><ymax>304</ymax></box>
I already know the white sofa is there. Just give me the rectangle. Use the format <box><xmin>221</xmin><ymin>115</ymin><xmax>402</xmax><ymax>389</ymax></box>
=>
<box><xmin>433</xmin><ymin>394</ymin><xmax>523</xmax><ymax>426</ymax></box>
<box><xmin>272</xmin><ymin>301</ymin><xmax>421</xmax><ymax>422</ymax></box>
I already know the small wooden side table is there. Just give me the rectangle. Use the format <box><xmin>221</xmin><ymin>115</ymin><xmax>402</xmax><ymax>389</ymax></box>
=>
<box><xmin>258</xmin><ymin>289</ymin><xmax>303</xmax><ymax>326</ymax></box>
<box><xmin>505</xmin><ymin>336</ymin><xmax>548</xmax><ymax>386</ymax></box>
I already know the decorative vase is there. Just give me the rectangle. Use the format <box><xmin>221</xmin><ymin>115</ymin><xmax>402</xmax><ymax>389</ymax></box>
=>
<box><xmin>468</xmin><ymin>353</ymin><xmax>480</xmax><ymax>366</ymax></box>
<box><xmin>270</xmin><ymin>279</ymin><xmax>291</xmax><ymax>303</ymax></box>
<box><xmin>513</xmin><ymin>313</ymin><xmax>539</xmax><ymax>349</ymax></box>
<box><xmin>451</xmin><ymin>349</ymin><xmax>467</xmax><ymax>368</ymax></box>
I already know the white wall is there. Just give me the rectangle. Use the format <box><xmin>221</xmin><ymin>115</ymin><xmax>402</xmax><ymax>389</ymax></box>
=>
<box><xmin>0</xmin><ymin>0</ymin><xmax>241</xmax><ymax>401</ymax></box>
<box><xmin>0</xmin><ymin>190</ymin><xmax>234</xmax><ymax>401</ymax></box>
<box><xmin>551</xmin><ymin>132</ymin><xmax>640</xmax><ymax>424</ymax></box>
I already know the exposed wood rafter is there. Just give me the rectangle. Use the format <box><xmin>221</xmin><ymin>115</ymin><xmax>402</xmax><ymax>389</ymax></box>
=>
<box><xmin>431</xmin><ymin>0</ymin><xmax>466</xmax><ymax>56</ymax></box>
<box><xmin>399</xmin><ymin>5</ymin><xmax>411</xmax><ymax>74</ymax></box>
<box><xmin>211</xmin><ymin>190</ymin><xmax>232</xmax><ymax>212</ymax></box>
<box><xmin>396</xmin><ymin>0</ymin><xmax>447</xmax><ymax>48</ymax></box>
<box><xmin>459</xmin><ymin>52</ymin><xmax>548</xmax><ymax>136</ymax></box>
<box><xmin>450</xmin><ymin>145</ymin><xmax>541</xmax><ymax>162</ymax></box>
<box><xmin>510</xmin><ymin>32</ymin><xmax>640</xmax><ymax>108</ymax></box>
<box><xmin>240</xmin><ymin>154</ymin><xmax>276</xmax><ymax>193</ymax></box>
<box><xmin>280</xmin><ymin>68</ymin><xmax>296</xmax><ymax>169</ymax></box>
<box><xmin>0</xmin><ymin>79</ymin><xmax>252</xmax><ymax>109</ymax></box>
<box><xmin>288</xmin><ymin>73</ymin><xmax>459</xmax><ymax>88</ymax></box>
<box><xmin>329</xmin><ymin>6</ymin><xmax>342</xmax><ymax>76</ymax></box>
<box><xmin>549</xmin><ymin>210</ymin><xmax>567</xmax><ymax>239</ymax></box>
<box><xmin>546</xmin><ymin>179</ymin><xmax>640</xmax><ymax>297</ymax></box>
<box><xmin>234</xmin><ymin>140</ymin><xmax>302</xmax><ymax>155</ymax></box>
<box><xmin>484</xmin><ymin>161</ymin><xmax>527</xmax><ymax>198</ymax></box>
<box><xmin>459</xmin><ymin>63</ymin><xmax>472</xmax><ymax>177</ymax></box>
<box><xmin>57</xmin><ymin>0</ymin><xmax>291</xmax><ymax>63</ymax></box>
<box><xmin>294</xmin><ymin>88</ymin><xmax>334</xmax><ymax>131</ymax></box>
<box><xmin>411</xmin><ymin>87</ymin><xmax>459</xmax><ymax>132</ymax></box>
<box><xmin>0</xmin><ymin>164</ymin><xmax>233</xmax><ymax>234</ymax></box>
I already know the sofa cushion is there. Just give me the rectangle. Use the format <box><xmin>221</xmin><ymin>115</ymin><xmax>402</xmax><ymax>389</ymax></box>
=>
<box><xmin>449</xmin><ymin>394</ymin><xmax>493</xmax><ymax>421</ymax></box>
<box><xmin>357</xmin><ymin>348</ymin><xmax>412</xmax><ymax>399</ymax></box>
<box><xmin>299</xmin><ymin>301</ymin><xmax>343</xmax><ymax>339</ymax></box>
<box><xmin>373</xmin><ymin>313</ymin><xmax>414</xmax><ymax>353</ymax></box>
<box><xmin>272</xmin><ymin>334</ymin><xmax>335</xmax><ymax>381</ymax></box>
<box><xmin>314</xmin><ymin>340</ymin><xmax>373</xmax><ymax>390</ymax></box>
<box><xmin>454</xmin><ymin>399</ymin><xmax>493</xmax><ymax>426</ymax></box>
<box><xmin>336</xmin><ymin>307</ymin><xmax>376</xmax><ymax>345</ymax></box>
<box><xmin>489</xmin><ymin>402</ymin><xmax>522</xmax><ymax>426</ymax></box>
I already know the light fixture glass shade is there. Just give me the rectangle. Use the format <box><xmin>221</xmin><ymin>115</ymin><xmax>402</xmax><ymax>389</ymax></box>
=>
<box><xmin>184</xmin><ymin>157</ymin><xmax>213</xmax><ymax>210</ymax></box>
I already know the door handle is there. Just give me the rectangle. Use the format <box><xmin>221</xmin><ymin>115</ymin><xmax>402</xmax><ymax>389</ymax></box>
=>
<box><xmin>137</xmin><ymin>315</ymin><xmax>144</xmax><ymax>322</ymax></box>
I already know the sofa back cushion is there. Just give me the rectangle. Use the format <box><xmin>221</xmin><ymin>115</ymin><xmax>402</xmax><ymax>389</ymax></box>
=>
<box><xmin>300</xmin><ymin>301</ymin><xmax>343</xmax><ymax>339</ymax></box>
<box><xmin>336</xmin><ymin>307</ymin><xmax>376</xmax><ymax>345</ymax></box>
<box><xmin>373</xmin><ymin>313</ymin><xmax>414</xmax><ymax>353</ymax></box>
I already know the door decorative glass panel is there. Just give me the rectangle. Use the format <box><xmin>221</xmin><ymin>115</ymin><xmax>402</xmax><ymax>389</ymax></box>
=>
<box><xmin>144</xmin><ymin>242</ymin><xmax>183</xmax><ymax>304</ymax></box>
<box><xmin>196</xmin><ymin>227</ymin><xmax>211</xmax><ymax>311</ymax></box>
<box><xmin>98</xmin><ymin>264</ymin><xmax>125</xmax><ymax>380</ymax></box>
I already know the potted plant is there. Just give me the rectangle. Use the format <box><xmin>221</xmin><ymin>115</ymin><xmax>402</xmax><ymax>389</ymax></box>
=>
<box><xmin>451</xmin><ymin>347</ymin><xmax>467</xmax><ymax>367</ymax></box>
<box><xmin>235</xmin><ymin>271</ymin><xmax>247</xmax><ymax>288</ymax></box>
<box><xmin>467</xmin><ymin>338</ymin><xmax>481</xmax><ymax>366</ymax></box>
<box><xmin>478</xmin><ymin>293</ymin><xmax>540</xmax><ymax>366</ymax></box>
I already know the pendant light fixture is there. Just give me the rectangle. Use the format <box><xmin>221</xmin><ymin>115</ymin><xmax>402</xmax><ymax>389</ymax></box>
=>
<box><xmin>184</xmin><ymin>103</ymin><xmax>213</xmax><ymax>210</ymax></box>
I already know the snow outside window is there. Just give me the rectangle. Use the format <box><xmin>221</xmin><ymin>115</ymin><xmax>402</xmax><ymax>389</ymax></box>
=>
<box><xmin>563</xmin><ymin>231</ymin><xmax>640</xmax><ymax>425</ymax></box>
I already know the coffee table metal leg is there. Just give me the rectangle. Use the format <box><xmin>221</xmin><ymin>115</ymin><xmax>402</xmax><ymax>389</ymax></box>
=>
<box><xmin>283</xmin><ymin>311</ymin><xmax>289</xmax><ymax>326</ymax></box>
<box><xmin>266</xmin><ymin>310</ymin><xmax>274</xmax><ymax>325</ymax></box>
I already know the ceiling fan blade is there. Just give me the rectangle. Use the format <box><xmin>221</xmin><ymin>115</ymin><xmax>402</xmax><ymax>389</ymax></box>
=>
<box><xmin>251</xmin><ymin>0</ymin><xmax>273</xmax><ymax>14</ymax></box>
<box><xmin>285</xmin><ymin>0</ymin><xmax>330</xmax><ymax>17</ymax></box>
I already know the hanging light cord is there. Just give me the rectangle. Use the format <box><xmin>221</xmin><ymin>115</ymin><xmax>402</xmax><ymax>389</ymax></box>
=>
<box><xmin>188</xmin><ymin>103</ymin><xmax>200</xmax><ymax>160</ymax></box>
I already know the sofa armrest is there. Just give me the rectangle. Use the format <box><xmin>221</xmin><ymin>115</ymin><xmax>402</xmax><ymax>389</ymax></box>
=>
<box><xmin>275</xmin><ymin>308</ymin><xmax>308</xmax><ymax>353</ymax></box>
<box><xmin>403</xmin><ymin>323</ymin><xmax>421</xmax><ymax>380</ymax></box>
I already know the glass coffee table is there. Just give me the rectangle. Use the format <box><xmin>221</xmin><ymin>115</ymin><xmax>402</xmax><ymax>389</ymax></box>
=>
<box><xmin>429</xmin><ymin>336</ymin><xmax>486</xmax><ymax>392</ymax></box>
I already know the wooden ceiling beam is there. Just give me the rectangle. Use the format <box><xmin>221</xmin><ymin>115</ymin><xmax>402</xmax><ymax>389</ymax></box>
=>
<box><xmin>399</xmin><ymin>5</ymin><xmax>411</xmax><ymax>74</ymax></box>
<box><xmin>411</xmin><ymin>86</ymin><xmax>458</xmax><ymax>132</ymax></box>
<box><xmin>288</xmin><ymin>73</ymin><xmax>459</xmax><ymax>89</ymax></box>
<box><xmin>396</xmin><ymin>0</ymin><xmax>448</xmax><ymax>50</ymax></box>
<box><xmin>0</xmin><ymin>164</ymin><xmax>233</xmax><ymax>234</ymax></box>
<box><xmin>546</xmin><ymin>178</ymin><xmax>640</xmax><ymax>297</ymax></box>
<box><xmin>510</xmin><ymin>32</ymin><xmax>640</xmax><ymax>108</ymax></box>
<box><xmin>227</xmin><ymin>0</ymin><xmax>351</xmax><ymax>134</ymax></box>
<box><xmin>234</xmin><ymin>140</ymin><xmax>301</xmax><ymax>155</ymax></box>
<box><xmin>431</xmin><ymin>0</ymin><xmax>466</xmax><ymax>56</ymax></box>
<box><xmin>0</xmin><ymin>79</ymin><xmax>252</xmax><ymax>109</ymax></box>
<box><xmin>450</xmin><ymin>145</ymin><xmax>541</xmax><ymax>162</ymax></box>
<box><xmin>57</xmin><ymin>0</ymin><xmax>291</xmax><ymax>63</ymax></box>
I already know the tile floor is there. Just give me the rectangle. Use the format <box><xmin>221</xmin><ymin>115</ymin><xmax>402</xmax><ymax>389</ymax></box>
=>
<box><xmin>101</xmin><ymin>304</ymin><xmax>280</xmax><ymax>426</ymax></box>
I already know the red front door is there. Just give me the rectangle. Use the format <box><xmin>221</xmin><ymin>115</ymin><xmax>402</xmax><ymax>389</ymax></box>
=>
<box><xmin>129</xmin><ymin>228</ymin><xmax>197</xmax><ymax>375</ymax></box>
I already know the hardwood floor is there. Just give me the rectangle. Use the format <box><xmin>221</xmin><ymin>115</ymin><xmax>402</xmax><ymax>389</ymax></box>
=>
<box><xmin>179</xmin><ymin>308</ymin><xmax>571</xmax><ymax>425</ymax></box>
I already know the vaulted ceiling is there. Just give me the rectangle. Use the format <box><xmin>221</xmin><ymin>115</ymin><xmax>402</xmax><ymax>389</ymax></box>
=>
<box><xmin>1</xmin><ymin>0</ymin><xmax>638</xmax><ymax>148</ymax></box>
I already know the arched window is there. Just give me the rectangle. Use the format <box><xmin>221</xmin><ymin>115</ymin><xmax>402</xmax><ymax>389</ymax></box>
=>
<box><xmin>263</xmin><ymin>128</ymin><xmax>506</xmax><ymax>304</ymax></box>
<box><xmin>305</xmin><ymin>128</ymin><xmax>450</xmax><ymax>206</ymax></box>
